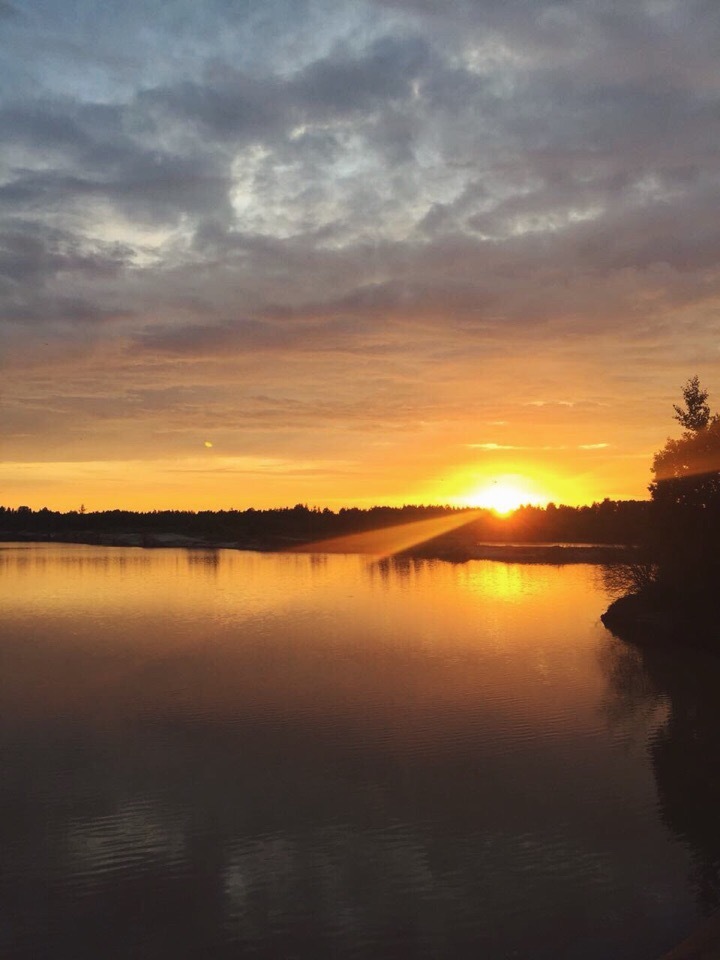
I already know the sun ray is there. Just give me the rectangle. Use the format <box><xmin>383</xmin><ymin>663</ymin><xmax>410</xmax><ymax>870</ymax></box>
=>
<box><xmin>292</xmin><ymin>510</ymin><xmax>483</xmax><ymax>559</ymax></box>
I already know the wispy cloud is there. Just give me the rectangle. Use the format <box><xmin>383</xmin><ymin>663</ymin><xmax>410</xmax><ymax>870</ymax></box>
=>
<box><xmin>468</xmin><ymin>442</ymin><xmax>611</xmax><ymax>451</ymax></box>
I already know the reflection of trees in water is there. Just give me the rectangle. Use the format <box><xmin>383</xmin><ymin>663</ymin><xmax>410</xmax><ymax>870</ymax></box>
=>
<box><xmin>601</xmin><ymin>633</ymin><xmax>720</xmax><ymax>914</ymax></box>
<box><xmin>597</xmin><ymin>636</ymin><xmax>665</xmax><ymax>729</ymax></box>
<box><xmin>185</xmin><ymin>549</ymin><xmax>221</xmax><ymax>574</ymax></box>
<box><xmin>368</xmin><ymin>555</ymin><xmax>426</xmax><ymax>585</ymax></box>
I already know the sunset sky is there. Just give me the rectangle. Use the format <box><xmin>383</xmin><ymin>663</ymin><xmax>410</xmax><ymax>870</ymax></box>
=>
<box><xmin>2</xmin><ymin>0</ymin><xmax>720</xmax><ymax>511</ymax></box>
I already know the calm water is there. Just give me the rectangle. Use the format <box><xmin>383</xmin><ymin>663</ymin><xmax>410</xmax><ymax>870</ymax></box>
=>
<box><xmin>2</xmin><ymin>543</ymin><xmax>720</xmax><ymax>959</ymax></box>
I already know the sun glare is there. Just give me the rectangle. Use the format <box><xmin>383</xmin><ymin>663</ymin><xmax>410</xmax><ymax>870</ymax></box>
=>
<box><xmin>465</xmin><ymin>477</ymin><xmax>547</xmax><ymax>515</ymax></box>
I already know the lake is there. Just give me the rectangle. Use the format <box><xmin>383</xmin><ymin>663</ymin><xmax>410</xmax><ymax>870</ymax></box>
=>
<box><xmin>2</xmin><ymin>542</ymin><xmax>720</xmax><ymax>959</ymax></box>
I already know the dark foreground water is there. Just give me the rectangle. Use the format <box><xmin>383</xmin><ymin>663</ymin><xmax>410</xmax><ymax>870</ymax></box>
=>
<box><xmin>2</xmin><ymin>543</ymin><xmax>720</xmax><ymax>959</ymax></box>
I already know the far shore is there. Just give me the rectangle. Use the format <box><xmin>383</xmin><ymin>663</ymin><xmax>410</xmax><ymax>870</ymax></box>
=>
<box><xmin>0</xmin><ymin>532</ymin><xmax>638</xmax><ymax>564</ymax></box>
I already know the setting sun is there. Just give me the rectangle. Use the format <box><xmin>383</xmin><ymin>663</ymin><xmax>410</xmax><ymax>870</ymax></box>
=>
<box><xmin>463</xmin><ymin>476</ymin><xmax>549</xmax><ymax>515</ymax></box>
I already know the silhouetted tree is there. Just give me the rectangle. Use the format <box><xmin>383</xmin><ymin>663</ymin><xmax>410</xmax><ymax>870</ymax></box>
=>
<box><xmin>649</xmin><ymin>377</ymin><xmax>720</xmax><ymax>602</ymax></box>
<box><xmin>673</xmin><ymin>376</ymin><xmax>713</xmax><ymax>431</ymax></box>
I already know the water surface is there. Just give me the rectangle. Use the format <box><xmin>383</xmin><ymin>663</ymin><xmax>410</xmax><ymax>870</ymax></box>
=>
<box><xmin>1</xmin><ymin>543</ymin><xmax>719</xmax><ymax>959</ymax></box>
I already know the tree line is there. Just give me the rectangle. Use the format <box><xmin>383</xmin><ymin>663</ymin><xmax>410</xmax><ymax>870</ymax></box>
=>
<box><xmin>0</xmin><ymin>499</ymin><xmax>651</xmax><ymax>546</ymax></box>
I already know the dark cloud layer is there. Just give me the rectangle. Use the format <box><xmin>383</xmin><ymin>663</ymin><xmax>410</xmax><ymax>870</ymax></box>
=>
<box><xmin>2</xmin><ymin>0</ymin><xmax>720</xmax><ymax>504</ymax></box>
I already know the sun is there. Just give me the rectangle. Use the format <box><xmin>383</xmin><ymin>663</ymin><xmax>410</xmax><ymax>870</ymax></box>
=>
<box><xmin>464</xmin><ymin>476</ymin><xmax>547</xmax><ymax>515</ymax></box>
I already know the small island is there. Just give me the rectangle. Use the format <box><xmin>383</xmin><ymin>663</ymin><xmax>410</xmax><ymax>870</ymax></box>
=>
<box><xmin>601</xmin><ymin>378</ymin><xmax>720</xmax><ymax>649</ymax></box>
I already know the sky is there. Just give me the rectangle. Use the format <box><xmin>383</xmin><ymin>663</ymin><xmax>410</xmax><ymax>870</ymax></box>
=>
<box><xmin>2</xmin><ymin>0</ymin><xmax>720</xmax><ymax>511</ymax></box>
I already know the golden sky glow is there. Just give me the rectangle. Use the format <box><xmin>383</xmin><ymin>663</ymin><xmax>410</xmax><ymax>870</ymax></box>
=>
<box><xmin>0</xmin><ymin>442</ymin><xmax>646</xmax><ymax>511</ymax></box>
<box><xmin>2</xmin><ymin>1</ymin><xmax>718</xmax><ymax>510</ymax></box>
<box><xmin>459</xmin><ymin>476</ymin><xmax>548</xmax><ymax>514</ymax></box>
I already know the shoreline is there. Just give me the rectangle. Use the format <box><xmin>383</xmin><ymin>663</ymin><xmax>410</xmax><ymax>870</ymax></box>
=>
<box><xmin>602</xmin><ymin>589</ymin><xmax>720</xmax><ymax>650</ymax></box>
<box><xmin>0</xmin><ymin>533</ymin><xmax>637</xmax><ymax>564</ymax></box>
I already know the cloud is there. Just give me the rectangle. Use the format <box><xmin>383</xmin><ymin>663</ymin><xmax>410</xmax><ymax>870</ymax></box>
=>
<box><xmin>131</xmin><ymin>311</ymin><xmax>407</xmax><ymax>358</ymax></box>
<box><xmin>2</xmin><ymin>0</ymin><xmax>720</xmax><ymax>503</ymax></box>
<box><xmin>468</xmin><ymin>441</ymin><xmax>611</xmax><ymax>452</ymax></box>
<box><xmin>134</xmin><ymin>318</ymin><xmax>287</xmax><ymax>355</ymax></box>
<box><xmin>468</xmin><ymin>443</ymin><xmax>523</xmax><ymax>450</ymax></box>
<box><xmin>0</xmin><ymin>1</ymin><xmax>19</xmax><ymax>19</ymax></box>
<box><xmin>0</xmin><ymin>223</ymin><xmax>132</xmax><ymax>286</ymax></box>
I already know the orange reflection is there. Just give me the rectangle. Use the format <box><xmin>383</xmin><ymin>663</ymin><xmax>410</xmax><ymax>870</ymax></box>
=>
<box><xmin>460</xmin><ymin>562</ymin><xmax>527</xmax><ymax>603</ymax></box>
<box><xmin>0</xmin><ymin>543</ymin><xmax>611</xmax><ymax>741</ymax></box>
